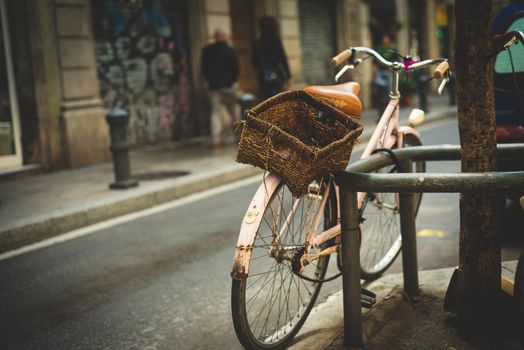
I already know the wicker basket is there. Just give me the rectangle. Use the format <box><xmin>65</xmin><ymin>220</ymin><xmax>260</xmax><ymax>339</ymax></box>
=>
<box><xmin>237</xmin><ymin>90</ymin><xmax>363</xmax><ymax>197</ymax></box>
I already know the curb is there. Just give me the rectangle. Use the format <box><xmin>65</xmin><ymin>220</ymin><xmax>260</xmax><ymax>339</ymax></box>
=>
<box><xmin>0</xmin><ymin>106</ymin><xmax>456</xmax><ymax>254</ymax></box>
<box><xmin>0</xmin><ymin>165</ymin><xmax>261</xmax><ymax>253</ymax></box>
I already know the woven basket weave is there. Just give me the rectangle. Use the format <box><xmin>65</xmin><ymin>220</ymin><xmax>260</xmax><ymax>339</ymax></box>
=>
<box><xmin>237</xmin><ymin>90</ymin><xmax>363</xmax><ymax>197</ymax></box>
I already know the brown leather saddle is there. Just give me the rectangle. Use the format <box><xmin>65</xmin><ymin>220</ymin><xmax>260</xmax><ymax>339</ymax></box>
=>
<box><xmin>304</xmin><ymin>82</ymin><xmax>363</xmax><ymax>119</ymax></box>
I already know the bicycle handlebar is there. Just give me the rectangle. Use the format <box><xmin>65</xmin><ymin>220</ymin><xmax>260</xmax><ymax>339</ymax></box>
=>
<box><xmin>332</xmin><ymin>47</ymin><xmax>400</xmax><ymax>69</ymax></box>
<box><xmin>331</xmin><ymin>46</ymin><xmax>448</xmax><ymax>75</ymax></box>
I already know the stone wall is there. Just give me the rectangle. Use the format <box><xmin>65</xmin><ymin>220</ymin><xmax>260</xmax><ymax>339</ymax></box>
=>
<box><xmin>278</xmin><ymin>0</ymin><xmax>303</xmax><ymax>85</ymax></box>
<box><xmin>9</xmin><ymin>0</ymin><xmax>111</xmax><ymax>170</ymax></box>
<box><xmin>54</xmin><ymin>0</ymin><xmax>110</xmax><ymax>167</ymax></box>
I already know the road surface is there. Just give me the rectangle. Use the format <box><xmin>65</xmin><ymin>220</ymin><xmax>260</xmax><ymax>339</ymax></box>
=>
<box><xmin>0</xmin><ymin>118</ymin><xmax>521</xmax><ymax>350</ymax></box>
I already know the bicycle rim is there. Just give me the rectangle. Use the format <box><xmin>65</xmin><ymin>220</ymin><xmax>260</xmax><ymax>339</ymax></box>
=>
<box><xmin>360</xmin><ymin>134</ymin><xmax>425</xmax><ymax>280</ymax></box>
<box><xmin>231</xmin><ymin>178</ymin><xmax>337</xmax><ymax>349</ymax></box>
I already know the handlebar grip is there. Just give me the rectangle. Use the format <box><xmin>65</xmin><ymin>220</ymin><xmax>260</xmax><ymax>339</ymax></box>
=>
<box><xmin>434</xmin><ymin>61</ymin><xmax>449</xmax><ymax>79</ymax></box>
<box><xmin>331</xmin><ymin>49</ymin><xmax>352</xmax><ymax>67</ymax></box>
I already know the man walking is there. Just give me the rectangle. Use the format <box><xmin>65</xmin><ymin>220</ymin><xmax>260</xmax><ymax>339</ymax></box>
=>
<box><xmin>201</xmin><ymin>28</ymin><xmax>240</xmax><ymax>148</ymax></box>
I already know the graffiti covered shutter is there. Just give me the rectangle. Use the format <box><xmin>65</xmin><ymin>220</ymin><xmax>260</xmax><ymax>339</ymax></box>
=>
<box><xmin>91</xmin><ymin>0</ymin><xmax>192</xmax><ymax>145</ymax></box>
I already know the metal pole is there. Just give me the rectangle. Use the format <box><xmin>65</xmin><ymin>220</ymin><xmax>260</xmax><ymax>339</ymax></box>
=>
<box><xmin>398</xmin><ymin>159</ymin><xmax>419</xmax><ymax>296</ymax></box>
<box><xmin>339</xmin><ymin>188</ymin><xmax>363</xmax><ymax>348</ymax></box>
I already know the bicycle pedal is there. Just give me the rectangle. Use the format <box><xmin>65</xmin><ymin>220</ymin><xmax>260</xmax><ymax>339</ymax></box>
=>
<box><xmin>361</xmin><ymin>288</ymin><xmax>377</xmax><ymax>309</ymax></box>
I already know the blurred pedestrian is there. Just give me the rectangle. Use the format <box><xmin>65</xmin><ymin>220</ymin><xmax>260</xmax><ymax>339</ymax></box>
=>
<box><xmin>253</xmin><ymin>16</ymin><xmax>291</xmax><ymax>99</ymax></box>
<box><xmin>201</xmin><ymin>28</ymin><xmax>240</xmax><ymax>148</ymax></box>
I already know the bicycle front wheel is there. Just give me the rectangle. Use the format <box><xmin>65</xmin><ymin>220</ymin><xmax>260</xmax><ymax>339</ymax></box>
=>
<box><xmin>360</xmin><ymin>134</ymin><xmax>426</xmax><ymax>280</ymax></box>
<box><xmin>231</xmin><ymin>177</ymin><xmax>337</xmax><ymax>350</ymax></box>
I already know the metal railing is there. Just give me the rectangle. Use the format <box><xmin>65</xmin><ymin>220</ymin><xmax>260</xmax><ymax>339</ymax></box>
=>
<box><xmin>334</xmin><ymin>143</ymin><xmax>524</xmax><ymax>348</ymax></box>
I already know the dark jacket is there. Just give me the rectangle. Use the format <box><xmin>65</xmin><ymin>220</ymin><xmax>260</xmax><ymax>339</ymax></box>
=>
<box><xmin>201</xmin><ymin>42</ymin><xmax>239</xmax><ymax>90</ymax></box>
<box><xmin>252</xmin><ymin>36</ymin><xmax>291</xmax><ymax>84</ymax></box>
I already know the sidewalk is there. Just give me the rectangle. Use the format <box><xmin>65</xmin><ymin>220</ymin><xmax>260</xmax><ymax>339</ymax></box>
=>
<box><xmin>0</xmin><ymin>94</ymin><xmax>456</xmax><ymax>253</ymax></box>
<box><xmin>291</xmin><ymin>262</ymin><xmax>521</xmax><ymax>350</ymax></box>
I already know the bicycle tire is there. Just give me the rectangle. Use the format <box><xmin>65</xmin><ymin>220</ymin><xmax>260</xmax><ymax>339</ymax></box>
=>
<box><xmin>360</xmin><ymin>134</ymin><xmax>426</xmax><ymax>281</ymax></box>
<box><xmin>231</xmin><ymin>178</ymin><xmax>337</xmax><ymax>350</ymax></box>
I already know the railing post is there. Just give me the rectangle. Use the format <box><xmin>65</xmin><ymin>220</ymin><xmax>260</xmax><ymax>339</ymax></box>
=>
<box><xmin>339</xmin><ymin>187</ymin><xmax>363</xmax><ymax>348</ymax></box>
<box><xmin>399</xmin><ymin>159</ymin><xmax>419</xmax><ymax>296</ymax></box>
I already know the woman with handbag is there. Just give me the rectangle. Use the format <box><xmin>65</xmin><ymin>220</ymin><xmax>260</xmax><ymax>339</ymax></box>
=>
<box><xmin>252</xmin><ymin>16</ymin><xmax>291</xmax><ymax>99</ymax></box>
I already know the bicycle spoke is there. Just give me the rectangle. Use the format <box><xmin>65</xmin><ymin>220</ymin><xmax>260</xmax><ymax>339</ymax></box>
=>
<box><xmin>247</xmin><ymin>263</ymin><xmax>275</xmax><ymax>289</ymax></box>
<box><xmin>258</xmin><ymin>264</ymin><xmax>289</xmax><ymax>338</ymax></box>
<box><xmin>246</xmin><ymin>264</ymin><xmax>281</xmax><ymax>279</ymax></box>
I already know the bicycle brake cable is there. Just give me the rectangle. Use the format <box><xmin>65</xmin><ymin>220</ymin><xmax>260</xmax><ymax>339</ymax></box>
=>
<box><xmin>371</xmin><ymin>148</ymin><xmax>400</xmax><ymax>173</ymax></box>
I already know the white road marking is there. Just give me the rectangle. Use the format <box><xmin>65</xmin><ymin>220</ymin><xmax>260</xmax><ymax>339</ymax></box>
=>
<box><xmin>0</xmin><ymin>175</ymin><xmax>262</xmax><ymax>262</ymax></box>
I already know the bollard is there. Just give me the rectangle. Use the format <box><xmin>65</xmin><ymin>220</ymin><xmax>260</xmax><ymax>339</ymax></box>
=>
<box><xmin>106</xmin><ymin>109</ymin><xmax>138</xmax><ymax>189</ymax></box>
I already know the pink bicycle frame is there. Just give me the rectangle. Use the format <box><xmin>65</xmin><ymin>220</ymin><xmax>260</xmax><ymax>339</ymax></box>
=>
<box><xmin>231</xmin><ymin>97</ymin><xmax>421</xmax><ymax>279</ymax></box>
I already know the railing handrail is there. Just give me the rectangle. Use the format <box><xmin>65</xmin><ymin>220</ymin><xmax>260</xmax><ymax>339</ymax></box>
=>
<box><xmin>336</xmin><ymin>171</ymin><xmax>524</xmax><ymax>193</ymax></box>
<box><xmin>344</xmin><ymin>143</ymin><xmax>524</xmax><ymax>173</ymax></box>
<box><xmin>337</xmin><ymin>143</ymin><xmax>524</xmax><ymax>194</ymax></box>
<box><xmin>336</xmin><ymin>142</ymin><xmax>524</xmax><ymax>348</ymax></box>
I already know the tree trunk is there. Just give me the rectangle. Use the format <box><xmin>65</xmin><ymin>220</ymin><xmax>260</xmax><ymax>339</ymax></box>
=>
<box><xmin>454</xmin><ymin>0</ymin><xmax>500</xmax><ymax>331</ymax></box>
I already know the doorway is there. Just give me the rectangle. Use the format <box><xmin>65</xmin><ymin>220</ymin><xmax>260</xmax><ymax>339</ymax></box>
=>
<box><xmin>229</xmin><ymin>0</ymin><xmax>258</xmax><ymax>95</ymax></box>
<box><xmin>0</xmin><ymin>0</ymin><xmax>21</xmax><ymax>169</ymax></box>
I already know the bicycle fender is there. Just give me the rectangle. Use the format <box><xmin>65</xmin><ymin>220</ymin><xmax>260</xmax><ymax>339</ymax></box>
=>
<box><xmin>231</xmin><ymin>173</ymin><xmax>281</xmax><ymax>280</ymax></box>
<box><xmin>398</xmin><ymin>125</ymin><xmax>421</xmax><ymax>140</ymax></box>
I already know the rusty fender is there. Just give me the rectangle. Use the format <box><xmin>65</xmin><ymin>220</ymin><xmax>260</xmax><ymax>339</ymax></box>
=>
<box><xmin>231</xmin><ymin>173</ymin><xmax>281</xmax><ymax>280</ymax></box>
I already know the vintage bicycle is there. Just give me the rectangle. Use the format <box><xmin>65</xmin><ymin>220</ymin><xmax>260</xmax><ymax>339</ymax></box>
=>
<box><xmin>230</xmin><ymin>46</ymin><xmax>451</xmax><ymax>350</ymax></box>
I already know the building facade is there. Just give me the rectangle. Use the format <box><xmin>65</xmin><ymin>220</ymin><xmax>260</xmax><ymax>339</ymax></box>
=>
<box><xmin>0</xmin><ymin>0</ymin><xmax>454</xmax><ymax>174</ymax></box>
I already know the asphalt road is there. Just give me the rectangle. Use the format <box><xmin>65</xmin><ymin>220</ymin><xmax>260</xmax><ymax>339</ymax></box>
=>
<box><xmin>0</xmin><ymin>118</ymin><xmax>521</xmax><ymax>350</ymax></box>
